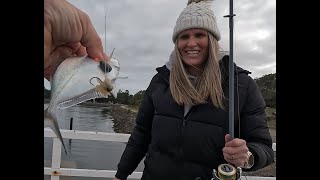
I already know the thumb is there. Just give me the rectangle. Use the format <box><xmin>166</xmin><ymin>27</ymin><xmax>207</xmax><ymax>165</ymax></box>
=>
<box><xmin>44</xmin><ymin>46</ymin><xmax>73</xmax><ymax>79</ymax></box>
<box><xmin>225</xmin><ymin>134</ymin><xmax>230</xmax><ymax>143</ymax></box>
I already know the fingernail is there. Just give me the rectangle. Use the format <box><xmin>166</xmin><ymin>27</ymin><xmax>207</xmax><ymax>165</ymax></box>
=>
<box><xmin>94</xmin><ymin>57</ymin><xmax>100</xmax><ymax>62</ymax></box>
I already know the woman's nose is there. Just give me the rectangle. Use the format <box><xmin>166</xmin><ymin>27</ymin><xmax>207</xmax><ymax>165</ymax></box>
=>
<box><xmin>187</xmin><ymin>37</ymin><xmax>197</xmax><ymax>47</ymax></box>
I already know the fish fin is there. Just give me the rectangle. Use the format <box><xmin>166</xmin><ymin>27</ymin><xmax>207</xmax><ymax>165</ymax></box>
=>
<box><xmin>108</xmin><ymin>48</ymin><xmax>115</xmax><ymax>61</ymax></box>
<box><xmin>110</xmin><ymin>82</ymin><xmax>118</xmax><ymax>98</ymax></box>
<box><xmin>44</xmin><ymin>108</ymin><xmax>69</xmax><ymax>155</ymax></box>
<box><xmin>116</xmin><ymin>76</ymin><xmax>128</xmax><ymax>79</ymax></box>
<box><xmin>57</xmin><ymin>88</ymin><xmax>108</xmax><ymax>109</ymax></box>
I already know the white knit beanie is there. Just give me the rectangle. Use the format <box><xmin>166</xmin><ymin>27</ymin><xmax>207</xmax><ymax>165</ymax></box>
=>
<box><xmin>172</xmin><ymin>0</ymin><xmax>221</xmax><ymax>42</ymax></box>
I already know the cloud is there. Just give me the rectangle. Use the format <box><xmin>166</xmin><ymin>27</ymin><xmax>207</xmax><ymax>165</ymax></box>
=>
<box><xmin>46</xmin><ymin>0</ymin><xmax>275</xmax><ymax>94</ymax></box>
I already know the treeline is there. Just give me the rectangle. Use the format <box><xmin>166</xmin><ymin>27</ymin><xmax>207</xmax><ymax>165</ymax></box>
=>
<box><xmin>97</xmin><ymin>90</ymin><xmax>146</xmax><ymax>108</ymax></box>
<box><xmin>44</xmin><ymin>73</ymin><xmax>276</xmax><ymax>108</ymax></box>
<box><xmin>44</xmin><ymin>88</ymin><xmax>146</xmax><ymax>108</ymax></box>
<box><xmin>254</xmin><ymin>73</ymin><xmax>276</xmax><ymax>108</ymax></box>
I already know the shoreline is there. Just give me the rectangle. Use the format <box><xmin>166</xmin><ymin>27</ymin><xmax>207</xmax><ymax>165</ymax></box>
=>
<box><xmin>44</xmin><ymin>99</ymin><xmax>124</xmax><ymax>108</ymax></box>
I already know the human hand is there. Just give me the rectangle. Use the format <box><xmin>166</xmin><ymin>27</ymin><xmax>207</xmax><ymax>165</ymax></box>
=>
<box><xmin>44</xmin><ymin>0</ymin><xmax>108</xmax><ymax>80</ymax></box>
<box><xmin>222</xmin><ymin>134</ymin><xmax>249</xmax><ymax>168</ymax></box>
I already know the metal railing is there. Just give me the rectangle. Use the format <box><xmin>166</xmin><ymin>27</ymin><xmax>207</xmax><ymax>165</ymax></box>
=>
<box><xmin>44</xmin><ymin>128</ymin><xmax>276</xmax><ymax>180</ymax></box>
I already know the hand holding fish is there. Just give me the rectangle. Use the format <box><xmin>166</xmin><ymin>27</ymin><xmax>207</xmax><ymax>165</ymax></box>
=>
<box><xmin>44</xmin><ymin>0</ymin><xmax>108</xmax><ymax>80</ymax></box>
<box><xmin>222</xmin><ymin>134</ymin><xmax>249</xmax><ymax>168</ymax></box>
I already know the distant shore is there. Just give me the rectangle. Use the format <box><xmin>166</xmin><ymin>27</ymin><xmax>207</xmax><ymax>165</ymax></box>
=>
<box><xmin>44</xmin><ymin>99</ymin><xmax>123</xmax><ymax>108</ymax></box>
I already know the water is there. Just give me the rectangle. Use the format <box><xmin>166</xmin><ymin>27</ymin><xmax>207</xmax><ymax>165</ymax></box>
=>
<box><xmin>44</xmin><ymin>103</ymin><xmax>144</xmax><ymax>180</ymax></box>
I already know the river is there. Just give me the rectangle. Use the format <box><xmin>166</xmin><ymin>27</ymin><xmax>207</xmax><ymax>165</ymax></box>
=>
<box><xmin>44</xmin><ymin>103</ymin><xmax>144</xmax><ymax>180</ymax></box>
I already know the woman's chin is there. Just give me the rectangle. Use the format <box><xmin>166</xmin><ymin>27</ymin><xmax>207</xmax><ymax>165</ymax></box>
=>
<box><xmin>184</xmin><ymin>60</ymin><xmax>203</xmax><ymax>67</ymax></box>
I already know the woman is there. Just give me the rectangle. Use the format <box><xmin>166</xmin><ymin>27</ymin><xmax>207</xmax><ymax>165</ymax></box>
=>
<box><xmin>114</xmin><ymin>0</ymin><xmax>274</xmax><ymax>179</ymax></box>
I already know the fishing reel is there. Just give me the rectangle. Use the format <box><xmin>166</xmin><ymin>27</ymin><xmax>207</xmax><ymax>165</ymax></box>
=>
<box><xmin>212</xmin><ymin>164</ymin><xmax>242</xmax><ymax>180</ymax></box>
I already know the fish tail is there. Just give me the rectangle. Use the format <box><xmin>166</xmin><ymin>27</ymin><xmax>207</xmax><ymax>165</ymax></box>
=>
<box><xmin>44</xmin><ymin>108</ymin><xmax>68</xmax><ymax>155</ymax></box>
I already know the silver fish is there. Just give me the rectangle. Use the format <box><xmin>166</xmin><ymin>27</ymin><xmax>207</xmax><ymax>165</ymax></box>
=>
<box><xmin>44</xmin><ymin>55</ymin><xmax>120</xmax><ymax>154</ymax></box>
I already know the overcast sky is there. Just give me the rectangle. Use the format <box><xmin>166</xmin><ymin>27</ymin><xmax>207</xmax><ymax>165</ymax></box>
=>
<box><xmin>44</xmin><ymin>0</ymin><xmax>276</xmax><ymax>95</ymax></box>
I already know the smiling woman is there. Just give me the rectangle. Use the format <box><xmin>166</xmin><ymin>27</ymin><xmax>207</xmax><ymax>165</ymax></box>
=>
<box><xmin>44</xmin><ymin>1</ymin><xmax>276</xmax><ymax>180</ymax></box>
<box><xmin>112</xmin><ymin>0</ymin><xmax>274</xmax><ymax>180</ymax></box>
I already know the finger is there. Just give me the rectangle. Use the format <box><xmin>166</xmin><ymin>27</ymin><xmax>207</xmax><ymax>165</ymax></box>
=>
<box><xmin>225</xmin><ymin>138</ymin><xmax>246</xmax><ymax>148</ymax></box>
<box><xmin>225</xmin><ymin>134</ymin><xmax>235</xmax><ymax>147</ymax></box>
<box><xmin>103</xmin><ymin>52</ymin><xmax>109</xmax><ymax>62</ymax></box>
<box><xmin>64</xmin><ymin>42</ymin><xmax>88</xmax><ymax>57</ymax></box>
<box><xmin>232</xmin><ymin>139</ymin><xmax>247</xmax><ymax>148</ymax></box>
<box><xmin>223</xmin><ymin>153</ymin><xmax>237</xmax><ymax>166</ymax></box>
<box><xmin>223</xmin><ymin>152</ymin><xmax>235</xmax><ymax>161</ymax></box>
<box><xmin>223</xmin><ymin>145</ymin><xmax>248</xmax><ymax>155</ymax></box>
<box><xmin>224</xmin><ymin>152</ymin><xmax>247</xmax><ymax>161</ymax></box>
<box><xmin>225</xmin><ymin>134</ymin><xmax>230</xmax><ymax>143</ymax></box>
<box><xmin>230</xmin><ymin>160</ymin><xmax>243</xmax><ymax>168</ymax></box>
<box><xmin>74</xmin><ymin>45</ymin><xmax>87</xmax><ymax>56</ymax></box>
<box><xmin>44</xmin><ymin>23</ymin><xmax>52</xmax><ymax>69</ymax></box>
<box><xmin>44</xmin><ymin>66</ymin><xmax>52</xmax><ymax>81</ymax></box>
<box><xmin>78</xmin><ymin>12</ymin><xmax>104</xmax><ymax>61</ymax></box>
<box><xmin>85</xmin><ymin>37</ymin><xmax>103</xmax><ymax>61</ymax></box>
<box><xmin>50</xmin><ymin>46</ymin><xmax>73</xmax><ymax>65</ymax></box>
<box><xmin>223</xmin><ymin>153</ymin><xmax>245</xmax><ymax>167</ymax></box>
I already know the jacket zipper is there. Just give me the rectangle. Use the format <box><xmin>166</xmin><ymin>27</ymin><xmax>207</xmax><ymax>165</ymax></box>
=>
<box><xmin>179</xmin><ymin>106</ymin><xmax>194</xmax><ymax>160</ymax></box>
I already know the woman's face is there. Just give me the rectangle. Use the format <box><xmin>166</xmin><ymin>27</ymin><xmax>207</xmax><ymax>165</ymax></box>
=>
<box><xmin>177</xmin><ymin>28</ymin><xmax>209</xmax><ymax>69</ymax></box>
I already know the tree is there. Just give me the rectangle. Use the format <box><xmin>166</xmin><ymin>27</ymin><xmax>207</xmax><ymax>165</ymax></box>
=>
<box><xmin>129</xmin><ymin>90</ymin><xmax>146</xmax><ymax>107</ymax></box>
<box><xmin>254</xmin><ymin>73</ymin><xmax>276</xmax><ymax>108</ymax></box>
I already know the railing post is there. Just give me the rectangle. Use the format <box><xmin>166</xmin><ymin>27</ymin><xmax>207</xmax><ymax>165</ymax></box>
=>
<box><xmin>69</xmin><ymin>118</ymin><xmax>73</xmax><ymax>130</ymax></box>
<box><xmin>51</xmin><ymin>138</ymin><xmax>62</xmax><ymax>180</ymax></box>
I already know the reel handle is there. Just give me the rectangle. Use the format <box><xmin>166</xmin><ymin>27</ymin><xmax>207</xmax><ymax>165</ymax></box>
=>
<box><xmin>212</xmin><ymin>164</ymin><xmax>242</xmax><ymax>180</ymax></box>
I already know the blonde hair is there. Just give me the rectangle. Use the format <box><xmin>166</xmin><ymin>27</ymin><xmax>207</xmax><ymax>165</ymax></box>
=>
<box><xmin>169</xmin><ymin>33</ymin><xmax>225</xmax><ymax>109</ymax></box>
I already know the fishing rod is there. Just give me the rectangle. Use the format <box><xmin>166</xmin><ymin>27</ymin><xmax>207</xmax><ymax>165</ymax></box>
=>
<box><xmin>212</xmin><ymin>0</ymin><xmax>242</xmax><ymax>179</ymax></box>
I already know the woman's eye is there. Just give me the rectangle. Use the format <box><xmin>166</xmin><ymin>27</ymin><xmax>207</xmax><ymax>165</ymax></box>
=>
<box><xmin>180</xmin><ymin>35</ymin><xmax>189</xmax><ymax>40</ymax></box>
<box><xmin>195</xmin><ymin>33</ymin><xmax>206</xmax><ymax>38</ymax></box>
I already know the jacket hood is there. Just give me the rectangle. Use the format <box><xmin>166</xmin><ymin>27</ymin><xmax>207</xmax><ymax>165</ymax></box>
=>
<box><xmin>219</xmin><ymin>55</ymin><xmax>251</xmax><ymax>78</ymax></box>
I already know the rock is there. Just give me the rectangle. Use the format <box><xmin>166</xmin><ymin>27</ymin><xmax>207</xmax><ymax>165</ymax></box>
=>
<box><xmin>110</xmin><ymin>105</ymin><xmax>137</xmax><ymax>134</ymax></box>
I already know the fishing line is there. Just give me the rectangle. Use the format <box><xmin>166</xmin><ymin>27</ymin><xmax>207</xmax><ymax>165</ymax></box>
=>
<box><xmin>104</xmin><ymin>7</ymin><xmax>108</xmax><ymax>74</ymax></box>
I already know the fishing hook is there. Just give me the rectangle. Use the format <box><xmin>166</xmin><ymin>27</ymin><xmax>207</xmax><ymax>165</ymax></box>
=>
<box><xmin>89</xmin><ymin>77</ymin><xmax>103</xmax><ymax>86</ymax></box>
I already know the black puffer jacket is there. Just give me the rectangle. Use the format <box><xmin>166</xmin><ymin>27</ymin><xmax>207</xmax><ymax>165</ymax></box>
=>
<box><xmin>115</xmin><ymin>56</ymin><xmax>274</xmax><ymax>180</ymax></box>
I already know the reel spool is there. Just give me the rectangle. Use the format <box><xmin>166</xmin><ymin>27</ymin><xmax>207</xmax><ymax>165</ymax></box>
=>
<box><xmin>212</xmin><ymin>164</ymin><xmax>242</xmax><ymax>180</ymax></box>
